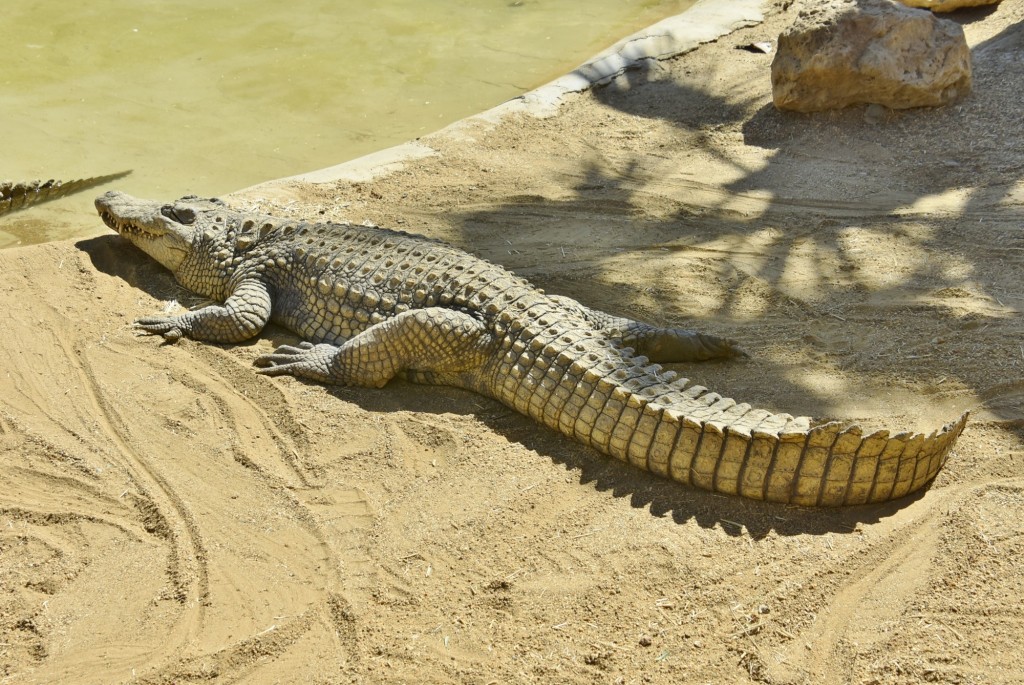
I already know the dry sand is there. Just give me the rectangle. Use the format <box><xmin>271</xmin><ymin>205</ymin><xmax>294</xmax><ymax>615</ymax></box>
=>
<box><xmin>2</xmin><ymin>1</ymin><xmax>1024</xmax><ymax>683</ymax></box>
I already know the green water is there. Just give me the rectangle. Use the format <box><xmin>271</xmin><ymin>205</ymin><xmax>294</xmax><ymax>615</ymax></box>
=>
<box><xmin>0</xmin><ymin>0</ymin><xmax>693</xmax><ymax>247</ymax></box>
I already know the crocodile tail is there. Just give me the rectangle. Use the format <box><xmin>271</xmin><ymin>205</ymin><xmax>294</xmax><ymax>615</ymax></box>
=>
<box><xmin>0</xmin><ymin>171</ymin><xmax>131</xmax><ymax>216</ymax></box>
<box><xmin>498</xmin><ymin>338</ymin><xmax>967</xmax><ymax>505</ymax></box>
<box><xmin>618</xmin><ymin>403</ymin><xmax>967</xmax><ymax>506</ymax></box>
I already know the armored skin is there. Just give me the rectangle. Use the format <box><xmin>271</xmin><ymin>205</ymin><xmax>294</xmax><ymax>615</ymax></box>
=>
<box><xmin>1</xmin><ymin>173</ymin><xmax>130</xmax><ymax>217</ymax></box>
<box><xmin>96</xmin><ymin>191</ymin><xmax>967</xmax><ymax>507</ymax></box>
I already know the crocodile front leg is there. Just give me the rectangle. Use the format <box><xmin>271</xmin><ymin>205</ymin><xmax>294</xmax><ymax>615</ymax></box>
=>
<box><xmin>253</xmin><ymin>307</ymin><xmax>495</xmax><ymax>387</ymax></box>
<box><xmin>135</xmin><ymin>279</ymin><xmax>272</xmax><ymax>343</ymax></box>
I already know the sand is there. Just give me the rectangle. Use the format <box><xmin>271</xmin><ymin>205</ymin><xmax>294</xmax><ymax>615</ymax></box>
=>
<box><xmin>2</xmin><ymin>1</ymin><xmax>1023</xmax><ymax>683</ymax></box>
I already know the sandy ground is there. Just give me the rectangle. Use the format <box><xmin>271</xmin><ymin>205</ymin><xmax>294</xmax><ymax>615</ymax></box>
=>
<box><xmin>3</xmin><ymin>1</ymin><xmax>1024</xmax><ymax>683</ymax></box>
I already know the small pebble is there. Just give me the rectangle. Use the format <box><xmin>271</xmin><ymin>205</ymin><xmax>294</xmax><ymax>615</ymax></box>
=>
<box><xmin>864</xmin><ymin>103</ymin><xmax>887</xmax><ymax>124</ymax></box>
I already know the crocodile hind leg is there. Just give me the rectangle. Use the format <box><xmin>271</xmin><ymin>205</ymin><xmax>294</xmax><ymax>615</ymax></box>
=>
<box><xmin>254</xmin><ymin>307</ymin><xmax>495</xmax><ymax>387</ymax></box>
<box><xmin>547</xmin><ymin>295</ymin><xmax>745</xmax><ymax>362</ymax></box>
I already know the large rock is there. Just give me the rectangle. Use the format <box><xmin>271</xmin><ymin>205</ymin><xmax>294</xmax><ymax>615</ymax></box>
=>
<box><xmin>898</xmin><ymin>0</ymin><xmax>1002</xmax><ymax>11</ymax></box>
<box><xmin>772</xmin><ymin>0</ymin><xmax>972</xmax><ymax>112</ymax></box>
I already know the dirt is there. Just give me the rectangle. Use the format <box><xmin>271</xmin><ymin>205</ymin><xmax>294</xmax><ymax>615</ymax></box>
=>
<box><xmin>2</xmin><ymin>2</ymin><xmax>1024</xmax><ymax>684</ymax></box>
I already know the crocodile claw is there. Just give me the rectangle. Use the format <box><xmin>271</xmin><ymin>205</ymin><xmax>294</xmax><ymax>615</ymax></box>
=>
<box><xmin>134</xmin><ymin>317</ymin><xmax>183</xmax><ymax>343</ymax></box>
<box><xmin>723</xmin><ymin>339</ymin><xmax>749</xmax><ymax>359</ymax></box>
<box><xmin>254</xmin><ymin>342</ymin><xmax>333</xmax><ymax>381</ymax></box>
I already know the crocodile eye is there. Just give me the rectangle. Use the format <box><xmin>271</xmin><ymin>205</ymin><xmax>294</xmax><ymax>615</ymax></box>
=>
<box><xmin>161</xmin><ymin>205</ymin><xmax>197</xmax><ymax>224</ymax></box>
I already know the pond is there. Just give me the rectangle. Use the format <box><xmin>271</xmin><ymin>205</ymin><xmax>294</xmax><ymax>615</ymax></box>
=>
<box><xmin>1</xmin><ymin>0</ymin><xmax>694</xmax><ymax>247</ymax></box>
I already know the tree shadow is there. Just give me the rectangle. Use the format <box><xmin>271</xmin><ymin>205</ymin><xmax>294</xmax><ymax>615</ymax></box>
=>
<box><xmin>594</xmin><ymin>20</ymin><xmax>1023</xmax><ymax>215</ymax></box>
<box><xmin>542</xmin><ymin>15</ymin><xmax>1024</xmax><ymax>409</ymax></box>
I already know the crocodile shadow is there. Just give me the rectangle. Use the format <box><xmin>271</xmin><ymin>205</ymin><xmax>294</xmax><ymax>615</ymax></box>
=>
<box><xmin>310</xmin><ymin>369</ymin><xmax>924</xmax><ymax>540</ymax></box>
<box><xmin>79</xmin><ymin>233</ymin><xmax>212</xmax><ymax>307</ymax></box>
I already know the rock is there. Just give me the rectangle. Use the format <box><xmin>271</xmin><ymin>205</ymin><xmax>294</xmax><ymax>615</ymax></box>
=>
<box><xmin>863</xmin><ymin>103</ymin><xmax>888</xmax><ymax>123</ymax></box>
<box><xmin>737</xmin><ymin>41</ymin><xmax>774</xmax><ymax>54</ymax></box>
<box><xmin>771</xmin><ymin>0</ymin><xmax>972</xmax><ymax>112</ymax></box>
<box><xmin>897</xmin><ymin>0</ymin><xmax>1002</xmax><ymax>11</ymax></box>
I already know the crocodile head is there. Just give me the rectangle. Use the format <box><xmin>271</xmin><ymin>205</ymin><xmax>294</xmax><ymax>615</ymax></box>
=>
<box><xmin>95</xmin><ymin>191</ymin><xmax>225</xmax><ymax>272</ymax></box>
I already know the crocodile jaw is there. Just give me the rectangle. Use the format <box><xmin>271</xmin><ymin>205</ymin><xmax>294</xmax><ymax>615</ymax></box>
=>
<box><xmin>95</xmin><ymin>191</ymin><xmax>197</xmax><ymax>273</ymax></box>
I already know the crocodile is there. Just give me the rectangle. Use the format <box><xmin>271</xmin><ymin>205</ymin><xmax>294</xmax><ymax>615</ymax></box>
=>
<box><xmin>1</xmin><ymin>172</ymin><xmax>130</xmax><ymax>217</ymax></box>
<box><xmin>95</xmin><ymin>190</ymin><xmax>968</xmax><ymax>507</ymax></box>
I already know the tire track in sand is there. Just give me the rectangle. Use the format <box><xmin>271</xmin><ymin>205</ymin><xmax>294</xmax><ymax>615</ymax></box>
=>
<box><xmin>82</xmin><ymin>337</ymin><xmax>371</xmax><ymax>679</ymax></box>
<box><xmin>60</xmin><ymin>334</ymin><xmax>211</xmax><ymax>621</ymax></box>
<box><xmin>45</xmin><ymin>331</ymin><xmax>368</xmax><ymax>681</ymax></box>
<box><xmin>183</xmin><ymin>342</ymin><xmax>376</xmax><ymax>605</ymax></box>
<box><xmin>770</xmin><ymin>480</ymin><xmax>1013</xmax><ymax>684</ymax></box>
<box><xmin>0</xmin><ymin>264</ymin><xmax>212</xmax><ymax>680</ymax></box>
<box><xmin>803</xmin><ymin>513</ymin><xmax>942</xmax><ymax>683</ymax></box>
